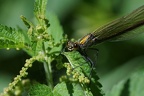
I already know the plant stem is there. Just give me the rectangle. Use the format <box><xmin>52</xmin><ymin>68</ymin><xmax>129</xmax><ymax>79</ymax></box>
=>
<box><xmin>42</xmin><ymin>42</ymin><xmax>53</xmax><ymax>89</ymax></box>
<box><xmin>43</xmin><ymin>59</ymin><xmax>53</xmax><ymax>89</ymax></box>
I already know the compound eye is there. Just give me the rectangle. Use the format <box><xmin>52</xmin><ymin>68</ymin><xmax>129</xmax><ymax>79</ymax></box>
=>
<box><xmin>66</xmin><ymin>41</ymin><xmax>78</xmax><ymax>51</ymax></box>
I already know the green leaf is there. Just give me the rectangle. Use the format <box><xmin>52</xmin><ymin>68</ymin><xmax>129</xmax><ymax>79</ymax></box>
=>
<box><xmin>20</xmin><ymin>15</ymin><xmax>34</xmax><ymax>29</ymax></box>
<box><xmin>27</xmin><ymin>12</ymin><xmax>64</xmax><ymax>56</ymax></box>
<box><xmin>63</xmin><ymin>51</ymin><xmax>91</xmax><ymax>75</ymax></box>
<box><xmin>106</xmin><ymin>67</ymin><xmax>144</xmax><ymax>96</ymax></box>
<box><xmin>34</xmin><ymin>0</ymin><xmax>47</xmax><ymax>16</ymax></box>
<box><xmin>62</xmin><ymin>51</ymin><xmax>103</xmax><ymax>96</ymax></box>
<box><xmin>28</xmin><ymin>40</ymin><xmax>43</xmax><ymax>56</ymax></box>
<box><xmin>105</xmin><ymin>80</ymin><xmax>126</xmax><ymax>96</ymax></box>
<box><xmin>45</xmin><ymin>12</ymin><xmax>64</xmax><ymax>54</ymax></box>
<box><xmin>0</xmin><ymin>24</ymin><xmax>29</xmax><ymax>49</ymax></box>
<box><xmin>28</xmin><ymin>82</ymin><xmax>53</xmax><ymax>96</ymax></box>
<box><xmin>34</xmin><ymin>0</ymin><xmax>48</xmax><ymax>27</ymax></box>
<box><xmin>52</xmin><ymin>92</ymin><xmax>61</xmax><ymax>96</ymax></box>
<box><xmin>24</xmin><ymin>10</ymin><xmax>64</xmax><ymax>56</ymax></box>
<box><xmin>129</xmin><ymin>68</ymin><xmax>144</xmax><ymax>96</ymax></box>
<box><xmin>54</xmin><ymin>82</ymin><xmax>85</xmax><ymax>96</ymax></box>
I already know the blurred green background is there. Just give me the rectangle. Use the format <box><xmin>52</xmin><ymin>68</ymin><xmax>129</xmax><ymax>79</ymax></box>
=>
<box><xmin>1</xmin><ymin>0</ymin><xmax>144</xmax><ymax>94</ymax></box>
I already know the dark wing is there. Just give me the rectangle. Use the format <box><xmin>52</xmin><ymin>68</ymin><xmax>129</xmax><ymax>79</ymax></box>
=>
<box><xmin>92</xmin><ymin>5</ymin><xmax>144</xmax><ymax>43</ymax></box>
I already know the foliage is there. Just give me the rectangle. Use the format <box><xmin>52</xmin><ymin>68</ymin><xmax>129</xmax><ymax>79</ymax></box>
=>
<box><xmin>0</xmin><ymin>0</ymin><xmax>102</xmax><ymax>96</ymax></box>
<box><xmin>0</xmin><ymin>0</ymin><xmax>144</xmax><ymax>96</ymax></box>
<box><xmin>106</xmin><ymin>67</ymin><xmax>144</xmax><ymax>96</ymax></box>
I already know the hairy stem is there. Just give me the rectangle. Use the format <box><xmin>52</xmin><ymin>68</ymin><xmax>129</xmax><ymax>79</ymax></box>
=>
<box><xmin>42</xmin><ymin>42</ymin><xmax>53</xmax><ymax>89</ymax></box>
<box><xmin>43</xmin><ymin>59</ymin><xmax>53</xmax><ymax>89</ymax></box>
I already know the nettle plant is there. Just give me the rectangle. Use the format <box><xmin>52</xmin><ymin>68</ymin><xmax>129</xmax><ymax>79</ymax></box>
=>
<box><xmin>2</xmin><ymin>0</ymin><xmax>144</xmax><ymax>96</ymax></box>
<box><xmin>0</xmin><ymin>0</ymin><xmax>103</xmax><ymax>96</ymax></box>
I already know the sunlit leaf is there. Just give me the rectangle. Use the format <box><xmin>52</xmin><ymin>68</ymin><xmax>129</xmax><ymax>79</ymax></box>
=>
<box><xmin>34</xmin><ymin>0</ymin><xmax>47</xmax><ymax>17</ymax></box>
<box><xmin>0</xmin><ymin>24</ymin><xmax>29</xmax><ymax>49</ymax></box>
<box><xmin>54</xmin><ymin>82</ymin><xmax>85</xmax><ymax>96</ymax></box>
<box><xmin>106</xmin><ymin>65</ymin><xmax>144</xmax><ymax>96</ymax></box>
<box><xmin>28</xmin><ymin>82</ymin><xmax>53</xmax><ymax>96</ymax></box>
<box><xmin>62</xmin><ymin>51</ymin><xmax>103</xmax><ymax>96</ymax></box>
<box><xmin>45</xmin><ymin>12</ymin><xmax>64</xmax><ymax>54</ymax></box>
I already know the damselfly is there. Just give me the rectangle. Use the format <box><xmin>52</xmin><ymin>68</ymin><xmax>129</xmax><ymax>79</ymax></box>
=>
<box><xmin>66</xmin><ymin>5</ymin><xmax>144</xmax><ymax>67</ymax></box>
